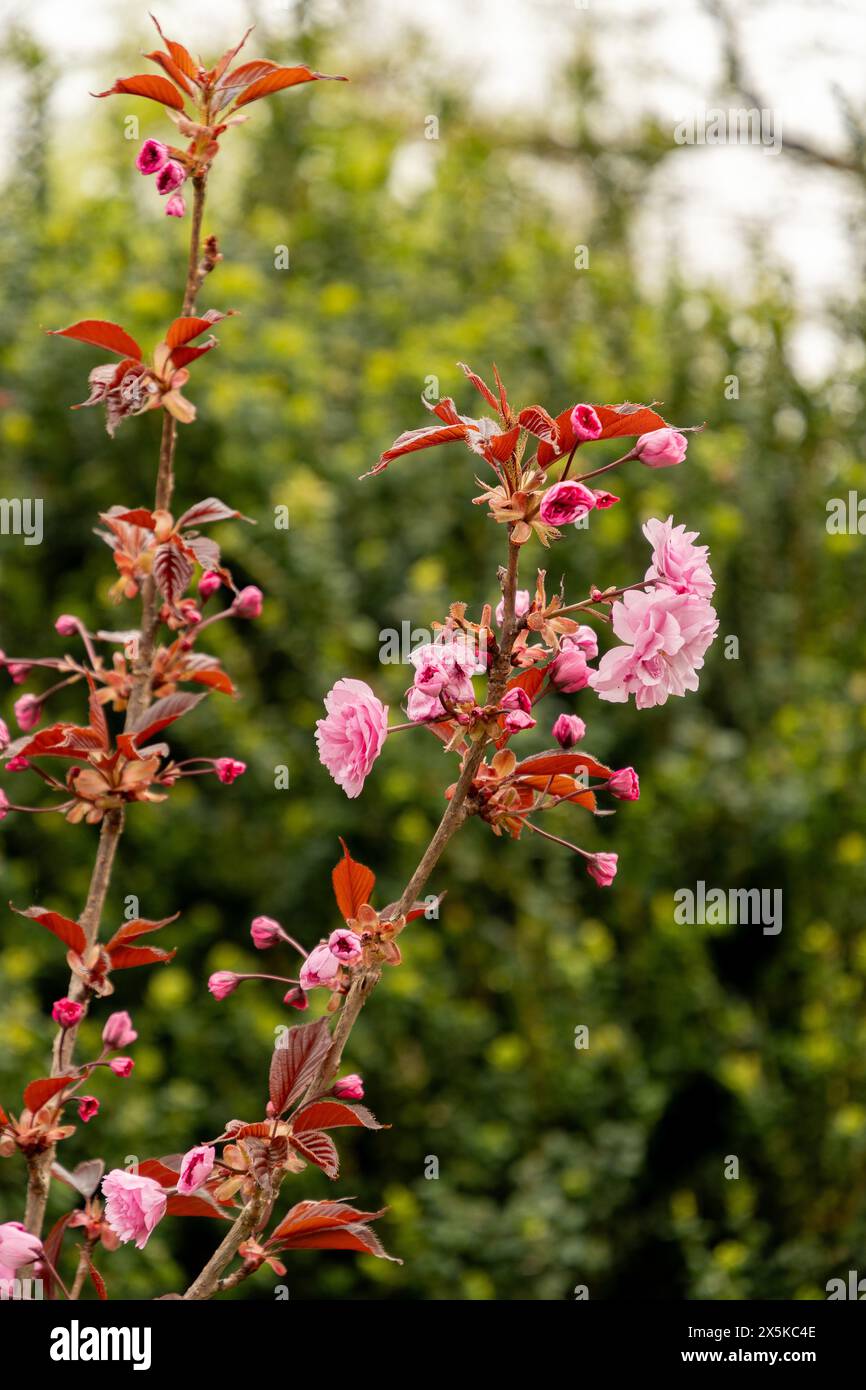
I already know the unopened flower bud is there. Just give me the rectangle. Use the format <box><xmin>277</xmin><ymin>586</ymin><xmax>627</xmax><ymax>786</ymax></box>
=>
<box><xmin>234</xmin><ymin>586</ymin><xmax>263</xmax><ymax>619</ymax></box>
<box><xmin>552</xmin><ymin>714</ymin><xmax>586</xmax><ymax>748</ymax></box>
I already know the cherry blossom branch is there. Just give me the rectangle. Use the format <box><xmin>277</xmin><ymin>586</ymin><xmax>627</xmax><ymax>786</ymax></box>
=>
<box><xmin>180</xmin><ymin>538</ymin><xmax>523</xmax><ymax>1299</ymax></box>
<box><xmin>23</xmin><ymin>177</ymin><xmax>212</xmax><ymax>1237</ymax></box>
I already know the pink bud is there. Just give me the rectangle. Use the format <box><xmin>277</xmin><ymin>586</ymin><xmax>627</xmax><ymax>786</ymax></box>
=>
<box><xmin>251</xmin><ymin>916</ymin><xmax>283</xmax><ymax>950</ymax></box>
<box><xmin>102</xmin><ymin>1010</ymin><xmax>137</xmax><ymax>1049</ymax></box>
<box><xmin>13</xmin><ymin>694</ymin><xmax>41</xmax><ymax>732</ymax></box>
<box><xmin>208</xmin><ymin>971</ymin><xmax>240</xmax><ymax>1000</ymax></box>
<box><xmin>233</xmin><ymin>586</ymin><xmax>263</xmax><ymax>619</ymax></box>
<box><xmin>215</xmin><ymin>757</ymin><xmax>246</xmax><ymax>785</ymax></box>
<box><xmin>77</xmin><ymin>1096</ymin><xmax>100</xmax><ymax>1123</ymax></box>
<box><xmin>503</xmin><ymin>708</ymin><xmax>536</xmax><ymax>734</ymax></box>
<box><xmin>109</xmin><ymin>1057</ymin><xmax>135</xmax><ymax>1078</ymax></box>
<box><xmin>198</xmin><ymin>570</ymin><xmax>222</xmax><ymax>600</ymax></box>
<box><xmin>634</xmin><ymin>428</ymin><xmax>688</xmax><ymax>468</ymax></box>
<box><xmin>177</xmin><ymin>1145</ymin><xmax>215</xmax><ymax>1195</ymax></box>
<box><xmin>569</xmin><ymin>403</ymin><xmax>603</xmax><ymax>442</ymax></box>
<box><xmin>156</xmin><ymin>159</ymin><xmax>186</xmax><ymax>195</ymax></box>
<box><xmin>0</xmin><ymin>718</ymin><xmax>8</xmax><ymax>751</ymax></box>
<box><xmin>283</xmin><ymin>986</ymin><xmax>309</xmax><ymax>1011</ymax></box>
<box><xmin>552</xmin><ymin>714</ymin><xmax>586</xmax><ymax>748</ymax></box>
<box><xmin>7</xmin><ymin>663</ymin><xmax>31</xmax><ymax>684</ymax></box>
<box><xmin>6</xmin><ymin>755</ymin><xmax>29</xmax><ymax>772</ymax></box>
<box><xmin>587</xmin><ymin>852</ymin><xmax>618</xmax><ymax>887</ymax></box>
<box><xmin>332</xmin><ymin>1074</ymin><xmax>364</xmax><ymax>1101</ymax></box>
<box><xmin>328</xmin><ymin>928</ymin><xmax>362</xmax><ymax>964</ymax></box>
<box><xmin>54</xmin><ymin>614</ymin><xmax>80</xmax><ymax>637</ymax></box>
<box><xmin>165</xmin><ymin>193</ymin><xmax>186</xmax><ymax>218</ymax></box>
<box><xmin>501</xmin><ymin>688</ymin><xmax>532</xmax><ymax>715</ymax></box>
<box><xmin>608</xmin><ymin>767</ymin><xmax>640</xmax><ymax>800</ymax></box>
<box><xmin>494</xmin><ymin>589</ymin><xmax>531</xmax><ymax>627</ymax></box>
<box><xmin>0</xmin><ymin>790</ymin><xmax>9</xmax><ymax>821</ymax></box>
<box><xmin>136</xmin><ymin>139</ymin><xmax>169</xmax><ymax>175</ymax></box>
<box><xmin>539</xmin><ymin>481</ymin><xmax>597</xmax><ymax>528</ymax></box>
<box><xmin>52</xmin><ymin>997</ymin><xmax>85</xmax><ymax>1029</ymax></box>
<box><xmin>549</xmin><ymin>644</ymin><xmax>589</xmax><ymax>693</ymax></box>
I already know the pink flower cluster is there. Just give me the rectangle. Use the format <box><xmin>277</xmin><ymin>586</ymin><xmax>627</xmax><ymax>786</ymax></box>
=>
<box><xmin>406</xmin><ymin>635</ymin><xmax>485</xmax><ymax>723</ymax></box>
<box><xmin>300</xmin><ymin>928</ymin><xmax>362</xmax><ymax>992</ymax></box>
<box><xmin>135</xmin><ymin>139</ymin><xmax>187</xmax><ymax>217</ymax></box>
<box><xmin>100</xmin><ymin>1142</ymin><xmax>216</xmax><ymax>1250</ymax></box>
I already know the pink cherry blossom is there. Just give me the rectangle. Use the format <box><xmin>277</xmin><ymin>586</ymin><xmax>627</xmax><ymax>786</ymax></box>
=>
<box><xmin>109</xmin><ymin>1056</ymin><xmax>135</xmax><ymax>1078</ymax></box>
<box><xmin>316</xmin><ymin>678</ymin><xmax>388</xmax><ymax>798</ymax></box>
<box><xmin>135</xmin><ymin>139</ymin><xmax>169</xmax><ymax>175</ymax></box>
<box><xmin>552</xmin><ymin>713</ymin><xmax>586</xmax><ymax>748</ymax></box>
<box><xmin>0</xmin><ymin>718</ymin><xmax>8</xmax><ymax>751</ymax></box>
<box><xmin>587</xmin><ymin>852</ymin><xmax>618</xmax><ymax>887</ymax></box>
<box><xmin>156</xmin><ymin>159</ymin><xmax>186</xmax><ymax>195</ymax></box>
<box><xmin>503</xmin><ymin>708</ymin><xmax>536</xmax><ymax>734</ymax></box>
<box><xmin>5</xmin><ymin>755</ymin><xmax>28</xmax><ymax>772</ymax></box>
<box><xmin>52</xmin><ymin>997</ymin><xmax>85</xmax><ymax>1029</ymax></box>
<box><xmin>165</xmin><ymin>193</ymin><xmax>186</xmax><ymax>218</ymax></box>
<box><xmin>501</xmin><ymin>688</ymin><xmax>532</xmax><ymax>715</ymax></box>
<box><xmin>0</xmin><ymin>1222</ymin><xmax>42</xmax><ymax>1271</ymax></box>
<box><xmin>634</xmin><ymin>427</ymin><xmax>688</xmax><ymax>468</ymax></box>
<box><xmin>495</xmin><ymin>588</ymin><xmax>531</xmax><ymax>627</ymax></box>
<box><xmin>643</xmin><ymin>516</ymin><xmax>715</xmax><ymax>599</ymax></box>
<box><xmin>208</xmin><ymin>971</ymin><xmax>240</xmax><ymax>1000</ymax></box>
<box><xmin>593</xmin><ymin>489</ymin><xmax>620</xmax><ymax>509</ymax></box>
<box><xmin>569</xmin><ymin>403</ymin><xmax>603</xmax><ymax>441</ymax></box>
<box><xmin>0</xmin><ymin>790</ymin><xmax>9</xmax><ymax>821</ymax></box>
<box><xmin>539</xmin><ymin>480</ymin><xmax>596</xmax><ymax>527</ymax></box>
<box><xmin>332</xmin><ymin>1074</ymin><xmax>364</xmax><ymax>1100</ymax></box>
<box><xmin>300</xmin><ymin>942</ymin><xmax>342</xmax><ymax>991</ymax></box>
<box><xmin>102</xmin><ymin>1010</ymin><xmax>137</xmax><ymax>1049</ymax></box>
<box><xmin>101</xmin><ymin>1170</ymin><xmax>167</xmax><ymax>1250</ymax></box>
<box><xmin>215</xmin><ymin>757</ymin><xmax>246</xmax><ymax>784</ymax></box>
<box><xmin>77</xmin><ymin>1096</ymin><xmax>100</xmax><ymax>1123</ymax></box>
<box><xmin>608</xmin><ymin>767</ymin><xmax>640</xmax><ymax>800</ymax></box>
<box><xmin>177</xmin><ymin>1145</ymin><xmax>215</xmax><ymax>1195</ymax></box>
<box><xmin>588</xmin><ymin>586</ymin><xmax>718</xmax><ymax>709</ymax></box>
<box><xmin>328</xmin><ymin>928</ymin><xmax>362</xmax><ymax>963</ymax></box>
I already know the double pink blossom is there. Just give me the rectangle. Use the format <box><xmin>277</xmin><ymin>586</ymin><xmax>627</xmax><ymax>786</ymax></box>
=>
<box><xmin>52</xmin><ymin>997</ymin><xmax>85</xmax><ymax>1029</ymax></box>
<box><xmin>316</xmin><ymin>678</ymin><xmax>389</xmax><ymax>798</ymax></box>
<box><xmin>328</xmin><ymin>928</ymin><xmax>362</xmax><ymax>963</ymax></box>
<box><xmin>78</xmin><ymin>1096</ymin><xmax>100</xmax><ymax>1123</ymax></box>
<box><xmin>101</xmin><ymin>1170</ymin><xmax>167</xmax><ymax>1249</ymax></box>
<box><xmin>135</xmin><ymin>139</ymin><xmax>169</xmax><ymax>175</ymax></box>
<box><xmin>0</xmin><ymin>1222</ymin><xmax>42</xmax><ymax>1272</ymax></box>
<box><xmin>589</xmin><ymin>586</ymin><xmax>718</xmax><ymax>708</ymax></box>
<box><xmin>569</xmin><ymin>403</ymin><xmax>603</xmax><ymax>441</ymax></box>
<box><xmin>643</xmin><ymin>516</ymin><xmax>715</xmax><ymax>599</ymax></box>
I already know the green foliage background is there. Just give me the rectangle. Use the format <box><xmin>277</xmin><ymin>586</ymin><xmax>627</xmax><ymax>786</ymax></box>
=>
<box><xmin>1</xmin><ymin>2</ymin><xmax>865</xmax><ymax>1300</ymax></box>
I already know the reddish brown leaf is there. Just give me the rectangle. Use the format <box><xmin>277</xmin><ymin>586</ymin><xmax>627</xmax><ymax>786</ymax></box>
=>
<box><xmin>292</xmin><ymin>1101</ymin><xmax>383</xmax><ymax>1134</ymax></box>
<box><xmin>289</xmin><ymin>1129</ymin><xmax>340</xmax><ymax>1179</ymax></box>
<box><xmin>105</xmin><ymin>943</ymin><xmax>176</xmax><ymax>971</ymax></box>
<box><xmin>517</xmin><ymin>405</ymin><xmax>559</xmax><ymax>443</ymax></box>
<box><xmin>129</xmin><ymin>691</ymin><xmax>207</xmax><ymax>744</ymax></box>
<box><xmin>105</xmin><ymin>915</ymin><xmax>179</xmax><ymax>952</ymax></box>
<box><xmin>187</xmin><ymin>667</ymin><xmax>235</xmax><ymax>695</ymax></box>
<box><xmin>111</xmin><ymin>508</ymin><xmax>156</xmax><ymax>529</ymax></box>
<box><xmin>176</xmin><ymin>496</ymin><xmax>249</xmax><ymax>529</ymax></box>
<box><xmin>456</xmin><ymin>362</ymin><xmax>500</xmax><ymax>411</ymax></box>
<box><xmin>332</xmin><ymin>839</ymin><xmax>376</xmax><ymax>920</ymax></box>
<box><xmin>368</xmin><ymin>422</ymin><xmax>468</xmax><ymax>474</ymax></box>
<box><xmin>269</xmin><ymin>1016</ymin><xmax>332</xmax><ymax>1116</ymax></box>
<box><xmin>42</xmin><ymin>1211</ymin><xmax>73</xmax><ymax>1300</ymax></box>
<box><xmin>92</xmin><ymin>73</ymin><xmax>186</xmax><ymax>110</ymax></box>
<box><xmin>24</xmin><ymin>1075</ymin><xmax>75</xmax><ymax>1113</ymax></box>
<box><xmin>150</xmin><ymin>16</ymin><xmax>199</xmax><ymax>81</ymax></box>
<box><xmin>233</xmin><ymin>65</ymin><xmax>348</xmax><ymax>109</ymax></box>
<box><xmin>506</xmin><ymin>667</ymin><xmax>545</xmax><ymax>702</ymax></box>
<box><xmin>47</xmin><ymin>320</ymin><xmax>142</xmax><ymax>360</ymax></box>
<box><xmin>143</xmin><ymin>49</ymin><xmax>196</xmax><ymax>96</ymax></box>
<box><xmin>138</xmin><ymin>1157</ymin><xmax>183</xmax><ymax>1187</ymax></box>
<box><xmin>165</xmin><ymin>315</ymin><xmax>229</xmax><ymax>350</ymax></box>
<box><xmin>11</xmin><ymin>905</ymin><xmax>87</xmax><ymax>956</ymax></box>
<box><xmin>515</xmin><ymin>749</ymin><xmax>612</xmax><ymax>780</ymax></box>
<box><xmin>165</xmin><ymin>1191</ymin><xmax>230</xmax><ymax>1219</ymax></box>
<box><xmin>86</xmin><ymin>1258</ymin><xmax>108</xmax><ymax>1299</ymax></box>
<box><xmin>153</xmin><ymin>540</ymin><xmax>194</xmax><ymax>606</ymax></box>
<box><xmin>270</xmin><ymin>1199</ymin><xmax>400</xmax><ymax>1262</ymax></box>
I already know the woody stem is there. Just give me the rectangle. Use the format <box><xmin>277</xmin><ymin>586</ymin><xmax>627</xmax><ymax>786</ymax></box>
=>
<box><xmin>23</xmin><ymin>177</ymin><xmax>212</xmax><ymax>1239</ymax></box>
